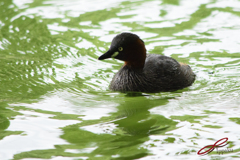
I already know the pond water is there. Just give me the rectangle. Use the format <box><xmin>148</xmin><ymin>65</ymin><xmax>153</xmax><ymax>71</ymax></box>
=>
<box><xmin>0</xmin><ymin>0</ymin><xmax>240</xmax><ymax>159</ymax></box>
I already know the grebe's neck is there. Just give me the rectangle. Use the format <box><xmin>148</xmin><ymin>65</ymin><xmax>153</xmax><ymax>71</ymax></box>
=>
<box><xmin>124</xmin><ymin>39</ymin><xmax>146</xmax><ymax>69</ymax></box>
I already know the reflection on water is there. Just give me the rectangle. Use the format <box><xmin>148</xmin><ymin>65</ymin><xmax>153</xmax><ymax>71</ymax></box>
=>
<box><xmin>0</xmin><ymin>0</ymin><xmax>240</xmax><ymax>159</ymax></box>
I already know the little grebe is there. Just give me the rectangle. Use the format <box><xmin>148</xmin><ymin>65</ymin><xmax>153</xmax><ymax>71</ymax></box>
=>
<box><xmin>98</xmin><ymin>32</ymin><xmax>195</xmax><ymax>93</ymax></box>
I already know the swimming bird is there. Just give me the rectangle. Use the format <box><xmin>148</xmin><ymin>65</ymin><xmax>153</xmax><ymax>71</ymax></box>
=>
<box><xmin>98</xmin><ymin>32</ymin><xmax>195</xmax><ymax>93</ymax></box>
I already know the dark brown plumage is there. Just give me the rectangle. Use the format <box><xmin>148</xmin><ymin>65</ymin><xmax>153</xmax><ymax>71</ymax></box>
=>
<box><xmin>98</xmin><ymin>32</ymin><xmax>195</xmax><ymax>93</ymax></box>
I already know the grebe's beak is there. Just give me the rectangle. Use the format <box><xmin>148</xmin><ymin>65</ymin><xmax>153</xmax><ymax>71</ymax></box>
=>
<box><xmin>98</xmin><ymin>49</ymin><xmax>119</xmax><ymax>60</ymax></box>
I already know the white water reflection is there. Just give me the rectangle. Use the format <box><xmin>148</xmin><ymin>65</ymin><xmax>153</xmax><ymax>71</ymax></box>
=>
<box><xmin>0</xmin><ymin>111</ymin><xmax>78</xmax><ymax>160</ymax></box>
<box><xmin>3</xmin><ymin>0</ymin><xmax>240</xmax><ymax>159</ymax></box>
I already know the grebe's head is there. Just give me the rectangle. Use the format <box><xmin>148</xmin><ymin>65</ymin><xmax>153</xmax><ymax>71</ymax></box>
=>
<box><xmin>98</xmin><ymin>32</ymin><xmax>146</xmax><ymax>69</ymax></box>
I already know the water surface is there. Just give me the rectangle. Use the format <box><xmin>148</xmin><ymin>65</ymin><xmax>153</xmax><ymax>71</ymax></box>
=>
<box><xmin>0</xmin><ymin>0</ymin><xmax>240</xmax><ymax>159</ymax></box>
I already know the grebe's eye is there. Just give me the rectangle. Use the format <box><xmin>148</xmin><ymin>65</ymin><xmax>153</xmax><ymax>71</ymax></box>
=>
<box><xmin>118</xmin><ymin>47</ymin><xmax>123</xmax><ymax>51</ymax></box>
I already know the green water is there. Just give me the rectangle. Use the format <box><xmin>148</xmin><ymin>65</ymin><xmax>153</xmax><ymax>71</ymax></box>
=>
<box><xmin>0</xmin><ymin>0</ymin><xmax>240</xmax><ymax>159</ymax></box>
